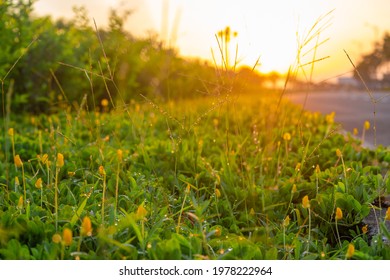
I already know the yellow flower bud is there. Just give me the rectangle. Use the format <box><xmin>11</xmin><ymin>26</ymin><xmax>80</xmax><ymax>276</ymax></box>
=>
<box><xmin>302</xmin><ymin>195</ymin><xmax>310</xmax><ymax>209</ymax></box>
<box><xmin>283</xmin><ymin>215</ymin><xmax>290</xmax><ymax>227</ymax></box>
<box><xmin>336</xmin><ymin>149</ymin><xmax>342</xmax><ymax>158</ymax></box>
<box><xmin>8</xmin><ymin>128</ymin><xmax>14</xmax><ymax>136</ymax></box>
<box><xmin>283</xmin><ymin>132</ymin><xmax>291</xmax><ymax>141</ymax></box>
<box><xmin>52</xmin><ymin>233</ymin><xmax>62</xmax><ymax>244</ymax></box>
<box><xmin>40</xmin><ymin>154</ymin><xmax>49</xmax><ymax>165</ymax></box>
<box><xmin>17</xmin><ymin>195</ymin><xmax>23</xmax><ymax>209</ymax></box>
<box><xmin>14</xmin><ymin>155</ymin><xmax>23</xmax><ymax>167</ymax></box>
<box><xmin>385</xmin><ymin>207</ymin><xmax>390</xmax><ymax>221</ymax></box>
<box><xmin>35</xmin><ymin>178</ymin><xmax>43</xmax><ymax>189</ymax></box>
<box><xmin>117</xmin><ymin>149</ymin><xmax>123</xmax><ymax>162</ymax></box>
<box><xmin>215</xmin><ymin>188</ymin><xmax>221</xmax><ymax>198</ymax></box>
<box><xmin>56</xmin><ymin>153</ymin><xmax>64</xmax><ymax>168</ymax></box>
<box><xmin>346</xmin><ymin>243</ymin><xmax>355</xmax><ymax>259</ymax></box>
<box><xmin>364</xmin><ymin>121</ymin><xmax>370</xmax><ymax>130</ymax></box>
<box><xmin>362</xmin><ymin>225</ymin><xmax>368</xmax><ymax>234</ymax></box>
<box><xmin>335</xmin><ymin>207</ymin><xmax>343</xmax><ymax>220</ymax></box>
<box><xmin>325</xmin><ymin>111</ymin><xmax>335</xmax><ymax>124</ymax></box>
<box><xmin>353</xmin><ymin>128</ymin><xmax>358</xmax><ymax>136</ymax></box>
<box><xmin>136</xmin><ymin>204</ymin><xmax>148</xmax><ymax>220</ymax></box>
<box><xmin>292</xmin><ymin>184</ymin><xmax>297</xmax><ymax>193</ymax></box>
<box><xmin>98</xmin><ymin>165</ymin><xmax>105</xmax><ymax>176</ymax></box>
<box><xmin>185</xmin><ymin>184</ymin><xmax>191</xmax><ymax>194</ymax></box>
<box><xmin>63</xmin><ymin>228</ymin><xmax>73</xmax><ymax>246</ymax></box>
<box><xmin>81</xmin><ymin>216</ymin><xmax>93</xmax><ymax>237</ymax></box>
<box><xmin>101</xmin><ymin>98</ymin><xmax>109</xmax><ymax>107</ymax></box>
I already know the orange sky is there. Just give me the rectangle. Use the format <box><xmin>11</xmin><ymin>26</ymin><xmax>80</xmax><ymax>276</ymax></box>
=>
<box><xmin>34</xmin><ymin>0</ymin><xmax>390</xmax><ymax>82</ymax></box>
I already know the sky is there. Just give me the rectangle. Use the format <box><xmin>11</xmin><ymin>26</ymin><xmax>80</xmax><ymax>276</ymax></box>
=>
<box><xmin>33</xmin><ymin>0</ymin><xmax>390</xmax><ymax>82</ymax></box>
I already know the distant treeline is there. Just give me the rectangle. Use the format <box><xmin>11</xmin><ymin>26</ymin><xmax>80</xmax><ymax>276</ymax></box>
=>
<box><xmin>354</xmin><ymin>32</ymin><xmax>390</xmax><ymax>89</ymax></box>
<box><xmin>0</xmin><ymin>1</ymin><xmax>268</xmax><ymax>114</ymax></box>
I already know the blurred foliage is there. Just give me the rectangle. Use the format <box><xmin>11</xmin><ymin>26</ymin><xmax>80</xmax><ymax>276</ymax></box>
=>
<box><xmin>0</xmin><ymin>1</ymin><xmax>265</xmax><ymax>114</ymax></box>
<box><xmin>355</xmin><ymin>32</ymin><xmax>390</xmax><ymax>83</ymax></box>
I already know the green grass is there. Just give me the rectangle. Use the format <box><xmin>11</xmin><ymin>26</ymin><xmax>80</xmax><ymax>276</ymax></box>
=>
<box><xmin>0</xmin><ymin>91</ymin><xmax>389</xmax><ymax>260</ymax></box>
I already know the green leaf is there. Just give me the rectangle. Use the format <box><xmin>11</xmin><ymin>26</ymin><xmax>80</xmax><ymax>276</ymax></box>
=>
<box><xmin>70</xmin><ymin>196</ymin><xmax>88</xmax><ymax>227</ymax></box>
<box><xmin>265</xmin><ymin>247</ymin><xmax>278</xmax><ymax>260</ymax></box>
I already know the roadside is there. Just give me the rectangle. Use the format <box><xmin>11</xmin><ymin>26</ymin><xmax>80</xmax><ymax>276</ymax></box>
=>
<box><xmin>284</xmin><ymin>90</ymin><xmax>390</xmax><ymax>148</ymax></box>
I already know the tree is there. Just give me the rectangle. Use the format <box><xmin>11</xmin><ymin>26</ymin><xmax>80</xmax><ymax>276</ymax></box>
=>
<box><xmin>354</xmin><ymin>33</ymin><xmax>390</xmax><ymax>82</ymax></box>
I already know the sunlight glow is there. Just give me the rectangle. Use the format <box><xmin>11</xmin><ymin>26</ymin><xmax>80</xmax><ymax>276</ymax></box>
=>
<box><xmin>33</xmin><ymin>0</ymin><xmax>390</xmax><ymax>81</ymax></box>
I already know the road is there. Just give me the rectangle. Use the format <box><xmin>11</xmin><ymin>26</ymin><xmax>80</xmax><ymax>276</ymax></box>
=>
<box><xmin>284</xmin><ymin>90</ymin><xmax>390</xmax><ymax>148</ymax></box>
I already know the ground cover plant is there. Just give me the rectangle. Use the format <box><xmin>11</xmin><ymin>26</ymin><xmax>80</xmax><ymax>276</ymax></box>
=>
<box><xmin>1</xmin><ymin>2</ymin><xmax>390</xmax><ymax>260</ymax></box>
<box><xmin>1</xmin><ymin>90</ymin><xmax>390</xmax><ymax>260</ymax></box>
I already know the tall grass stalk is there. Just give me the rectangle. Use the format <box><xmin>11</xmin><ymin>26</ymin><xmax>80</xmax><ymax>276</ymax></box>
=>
<box><xmin>176</xmin><ymin>184</ymin><xmax>191</xmax><ymax>233</ymax></box>
<box><xmin>54</xmin><ymin>166</ymin><xmax>59</xmax><ymax>231</ymax></box>
<box><xmin>2</xmin><ymin>38</ymin><xmax>37</xmax><ymax>186</ymax></box>
<box><xmin>55</xmin><ymin>153</ymin><xmax>64</xmax><ymax>231</ymax></box>
<box><xmin>99</xmin><ymin>165</ymin><xmax>107</xmax><ymax>226</ymax></box>
<box><xmin>115</xmin><ymin>150</ymin><xmax>123</xmax><ymax>221</ymax></box>
<box><xmin>336</xmin><ymin>149</ymin><xmax>348</xmax><ymax>193</ymax></box>
<box><xmin>283</xmin><ymin>215</ymin><xmax>290</xmax><ymax>253</ymax></box>
<box><xmin>335</xmin><ymin>207</ymin><xmax>343</xmax><ymax>249</ymax></box>
<box><xmin>302</xmin><ymin>195</ymin><xmax>311</xmax><ymax>252</ymax></box>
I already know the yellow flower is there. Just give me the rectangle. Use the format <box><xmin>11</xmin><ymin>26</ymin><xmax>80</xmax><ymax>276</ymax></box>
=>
<box><xmin>295</xmin><ymin>163</ymin><xmax>301</xmax><ymax>172</ymax></box>
<box><xmin>101</xmin><ymin>98</ymin><xmax>109</xmax><ymax>107</ymax></box>
<box><xmin>215</xmin><ymin>188</ymin><xmax>221</xmax><ymax>198</ymax></box>
<box><xmin>214</xmin><ymin>227</ymin><xmax>221</xmax><ymax>237</ymax></box>
<box><xmin>335</xmin><ymin>207</ymin><xmax>343</xmax><ymax>220</ymax></box>
<box><xmin>385</xmin><ymin>207</ymin><xmax>390</xmax><ymax>221</ymax></box>
<box><xmin>364</xmin><ymin>120</ymin><xmax>370</xmax><ymax>130</ymax></box>
<box><xmin>56</xmin><ymin>153</ymin><xmax>64</xmax><ymax>168</ymax></box>
<box><xmin>40</xmin><ymin>154</ymin><xmax>49</xmax><ymax>165</ymax></box>
<box><xmin>315</xmin><ymin>164</ymin><xmax>320</xmax><ymax>174</ymax></box>
<box><xmin>249</xmin><ymin>208</ymin><xmax>255</xmax><ymax>216</ymax></box>
<box><xmin>17</xmin><ymin>195</ymin><xmax>23</xmax><ymax>209</ymax></box>
<box><xmin>81</xmin><ymin>216</ymin><xmax>93</xmax><ymax>237</ymax></box>
<box><xmin>35</xmin><ymin>178</ymin><xmax>43</xmax><ymax>189</ymax></box>
<box><xmin>117</xmin><ymin>149</ymin><xmax>123</xmax><ymax>162</ymax></box>
<box><xmin>362</xmin><ymin>225</ymin><xmax>368</xmax><ymax>234</ymax></box>
<box><xmin>52</xmin><ymin>233</ymin><xmax>62</xmax><ymax>244</ymax></box>
<box><xmin>63</xmin><ymin>228</ymin><xmax>73</xmax><ymax>246</ymax></box>
<box><xmin>98</xmin><ymin>165</ymin><xmax>105</xmax><ymax>176</ymax></box>
<box><xmin>8</xmin><ymin>128</ymin><xmax>14</xmax><ymax>136</ymax></box>
<box><xmin>213</xmin><ymin>118</ymin><xmax>219</xmax><ymax>127</ymax></box>
<box><xmin>283</xmin><ymin>215</ymin><xmax>290</xmax><ymax>227</ymax></box>
<box><xmin>336</xmin><ymin>149</ymin><xmax>342</xmax><ymax>158</ymax></box>
<box><xmin>283</xmin><ymin>132</ymin><xmax>291</xmax><ymax>141</ymax></box>
<box><xmin>185</xmin><ymin>184</ymin><xmax>191</xmax><ymax>194</ymax></box>
<box><xmin>353</xmin><ymin>128</ymin><xmax>358</xmax><ymax>136</ymax></box>
<box><xmin>291</xmin><ymin>184</ymin><xmax>297</xmax><ymax>193</ymax></box>
<box><xmin>14</xmin><ymin>155</ymin><xmax>23</xmax><ymax>167</ymax></box>
<box><xmin>136</xmin><ymin>204</ymin><xmax>148</xmax><ymax>220</ymax></box>
<box><xmin>14</xmin><ymin>177</ymin><xmax>20</xmax><ymax>187</ymax></box>
<box><xmin>346</xmin><ymin>243</ymin><xmax>355</xmax><ymax>259</ymax></box>
<box><xmin>302</xmin><ymin>195</ymin><xmax>310</xmax><ymax>209</ymax></box>
<box><xmin>325</xmin><ymin>111</ymin><xmax>335</xmax><ymax>124</ymax></box>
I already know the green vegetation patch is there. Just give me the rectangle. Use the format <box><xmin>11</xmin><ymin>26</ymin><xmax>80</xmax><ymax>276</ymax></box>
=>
<box><xmin>1</xmin><ymin>93</ymin><xmax>389</xmax><ymax>260</ymax></box>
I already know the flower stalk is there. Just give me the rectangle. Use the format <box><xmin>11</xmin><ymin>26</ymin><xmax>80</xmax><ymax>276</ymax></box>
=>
<box><xmin>55</xmin><ymin>153</ymin><xmax>64</xmax><ymax>231</ymax></box>
<box><xmin>99</xmin><ymin>165</ymin><xmax>106</xmax><ymax>226</ymax></box>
